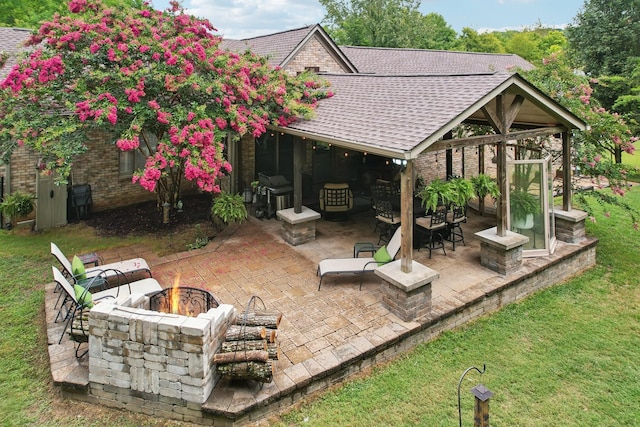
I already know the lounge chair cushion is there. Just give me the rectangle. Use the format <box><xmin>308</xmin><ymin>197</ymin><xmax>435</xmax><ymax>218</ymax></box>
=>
<box><xmin>72</xmin><ymin>255</ymin><xmax>87</xmax><ymax>280</ymax></box>
<box><xmin>373</xmin><ymin>245</ymin><xmax>391</xmax><ymax>266</ymax></box>
<box><xmin>74</xmin><ymin>284</ymin><xmax>94</xmax><ymax>308</ymax></box>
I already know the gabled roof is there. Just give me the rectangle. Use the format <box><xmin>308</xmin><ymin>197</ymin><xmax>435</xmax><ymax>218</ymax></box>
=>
<box><xmin>281</xmin><ymin>73</ymin><xmax>585</xmax><ymax>159</ymax></box>
<box><xmin>0</xmin><ymin>27</ymin><xmax>32</xmax><ymax>81</ymax></box>
<box><xmin>220</xmin><ymin>24</ymin><xmax>358</xmax><ymax>73</ymax></box>
<box><xmin>340</xmin><ymin>46</ymin><xmax>534</xmax><ymax>75</ymax></box>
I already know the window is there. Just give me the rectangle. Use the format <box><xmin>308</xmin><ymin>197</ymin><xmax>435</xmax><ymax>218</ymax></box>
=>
<box><xmin>119</xmin><ymin>131</ymin><xmax>158</xmax><ymax>177</ymax></box>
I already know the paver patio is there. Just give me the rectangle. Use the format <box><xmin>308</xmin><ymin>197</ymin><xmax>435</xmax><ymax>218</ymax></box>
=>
<box><xmin>45</xmin><ymin>207</ymin><xmax>597</xmax><ymax>425</ymax></box>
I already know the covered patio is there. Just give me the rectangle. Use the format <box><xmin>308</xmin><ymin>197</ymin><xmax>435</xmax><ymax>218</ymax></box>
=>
<box><xmin>48</xmin><ymin>205</ymin><xmax>596</xmax><ymax>424</ymax></box>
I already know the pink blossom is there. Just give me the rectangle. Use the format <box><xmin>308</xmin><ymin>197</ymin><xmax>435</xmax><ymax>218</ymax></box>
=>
<box><xmin>187</xmin><ymin>111</ymin><xmax>195</xmax><ymax>121</ymax></box>
<box><xmin>215</xmin><ymin>117</ymin><xmax>227</xmax><ymax>130</ymax></box>
<box><xmin>116</xmin><ymin>136</ymin><xmax>140</xmax><ymax>151</ymax></box>
<box><xmin>117</xmin><ymin>42</ymin><xmax>128</xmax><ymax>53</ymax></box>
<box><xmin>106</xmin><ymin>106</ymin><xmax>118</xmax><ymax>125</ymax></box>
<box><xmin>148</xmin><ymin>99</ymin><xmax>160</xmax><ymax>110</ymax></box>
<box><xmin>139</xmin><ymin>45</ymin><xmax>150</xmax><ymax>53</ymax></box>
<box><xmin>68</xmin><ymin>0</ymin><xmax>87</xmax><ymax>13</ymax></box>
<box><xmin>157</xmin><ymin>110</ymin><xmax>171</xmax><ymax>124</ymax></box>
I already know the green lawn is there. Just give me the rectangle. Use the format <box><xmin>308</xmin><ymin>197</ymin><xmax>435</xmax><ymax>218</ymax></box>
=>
<box><xmin>622</xmin><ymin>141</ymin><xmax>640</xmax><ymax>181</ymax></box>
<box><xmin>1</xmin><ymin>191</ymin><xmax>639</xmax><ymax>426</ymax></box>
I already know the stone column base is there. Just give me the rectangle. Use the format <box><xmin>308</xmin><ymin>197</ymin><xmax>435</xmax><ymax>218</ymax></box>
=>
<box><xmin>276</xmin><ymin>206</ymin><xmax>321</xmax><ymax>246</ymax></box>
<box><xmin>475</xmin><ymin>227</ymin><xmax>529</xmax><ymax>275</ymax></box>
<box><xmin>376</xmin><ymin>261</ymin><xmax>439</xmax><ymax>322</ymax></box>
<box><xmin>554</xmin><ymin>208</ymin><xmax>588</xmax><ymax>243</ymax></box>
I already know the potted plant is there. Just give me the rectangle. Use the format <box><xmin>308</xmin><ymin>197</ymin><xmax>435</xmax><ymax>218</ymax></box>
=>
<box><xmin>448</xmin><ymin>177</ymin><xmax>476</xmax><ymax>208</ymax></box>
<box><xmin>210</xmin><ymin>192</ymin><xmax>248</xmax><ymax>230</ymax></box>
<box><xmin>0</xmin><ymin>190</ymin><xmax>35</xmax><ymax>229</ymax></box>
<box><xmin>471</xmin><ymin>173</ymin><xmax>500</xmax><ymax>215</ymax></box>
<box><xmin>418</xmin><ymin>179</ymin><xmax>455</xmax><ymax>212</ymax></box>
<box><xmin>509</xmin><ymin>189</ymin><xmax>540</xmax><ymax>229</ymax></box>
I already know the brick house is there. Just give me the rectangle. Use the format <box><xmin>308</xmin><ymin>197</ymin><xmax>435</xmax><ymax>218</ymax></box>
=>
<box><xmin>2</xmin><ymin>23</ymin><xmax>582</xmax><ymax>251</ymax></box>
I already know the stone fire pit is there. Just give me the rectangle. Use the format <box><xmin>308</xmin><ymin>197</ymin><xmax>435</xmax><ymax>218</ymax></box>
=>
<box><xmin>86</xmin><ymin>289</ymin><xmax>236</xmax><ymax>420</ymax></box>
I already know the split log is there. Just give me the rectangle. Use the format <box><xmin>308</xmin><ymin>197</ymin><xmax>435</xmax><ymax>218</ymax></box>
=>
<box><xmin>216</xmin><ymin>360</ymin><xmax>274</xmax><ymax>383</ymax></box>
<box><xmin>236</xmin><ymin>310</ymin><xmax>282</xmax><ymax>328</ymax></box>
<box><xmin>267</xmin><ymin>342</ymin><xmax>280</xmax><ymax>360</ymax></box>
<box><xmin>219</xmin><ymin>340</ymin><xmax>279</xmax><ymax>360</ymax></box>
<box><xmin>221</xmin><ymin>340</ymin><xmax>267</xmax><ymax>353</ymax></box>
<box><xmin>266</xmin><ymin>328</ymin><xmax>277</xmax><ymax>343</ymax></box>
<box><xmin>225</xmin><ymin>325</ymin><xmax>266</xmax><ymax>341</ymax></box>
<box><xmin>213</xmin><ymin>350</ymin><xmax>269</xmax><ymax>364</ymax></box>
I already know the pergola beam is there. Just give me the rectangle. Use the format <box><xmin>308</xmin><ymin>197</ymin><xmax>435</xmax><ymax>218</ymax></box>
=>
<box><xmin>426</xmin><ymin>126</ymin><xmax>567</xmax><ymax>153</ymax></box>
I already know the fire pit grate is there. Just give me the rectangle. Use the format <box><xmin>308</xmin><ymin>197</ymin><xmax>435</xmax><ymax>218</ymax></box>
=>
<box><xmin>149</xmin><ymin>287</ymin><xmax>219</xmax><ymax>317</ymax></box>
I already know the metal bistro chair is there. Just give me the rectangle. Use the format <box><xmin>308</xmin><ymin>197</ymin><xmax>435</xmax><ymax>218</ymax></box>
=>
<box><xmin>446</xmin><ymin>205</ymin><xmax>467</xmax><ymax>251</ymax></box>
<box><xmin>415</xmin><ymin>205</ymin><xmax>448</xmax><ymax>258</ymax></box>
<box><xmin>374</xmin><ymin>199</ymin><xmax>401</xmax><ymax>245</ymax></box>
<box><xmin>370</xmin><ymin>184</ymin><xmax>392</xmax><ymax>235</ymax></box>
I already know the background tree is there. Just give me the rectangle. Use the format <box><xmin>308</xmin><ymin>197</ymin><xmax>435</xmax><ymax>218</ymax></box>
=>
<box><xmin>319</xmin><ymin>0</ymin><xmax>425</xmax><ymax>47</ymax></box>
<box><xmin>0</xmin><ymin>0</ymin><xmax>331</xmax><ymax>211</ymax></box>
<box><xmin>455</xmin><ymin>28</ymin><xmax>505</xmax><ymax>53</ymax></box>
<box><xmin>0</xmin><ymin>0</ymin><xmax>143</xmax><ymax>28</ymax></box>
<box><xmin>566</xmin><ymin>0</ymin><xmax>640</xmax><ymax>77</ymax></box>
<box><xmin>413</xmin><ymin>12</ymin><xmax>457</xmax><ymax>50</ymax></box>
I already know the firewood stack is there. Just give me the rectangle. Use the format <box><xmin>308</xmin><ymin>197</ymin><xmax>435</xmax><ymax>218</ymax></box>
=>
<box><xmin>214</xmin><ymin>309</ymin><xmax>282</xmax><ymax>383</ymax></box>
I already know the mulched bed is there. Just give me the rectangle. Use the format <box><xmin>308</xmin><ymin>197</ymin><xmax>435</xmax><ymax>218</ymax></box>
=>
<box><xmin>85</xmin><ymin>193</ymin><xmax>214</xmax><ymax>238</ymax></box>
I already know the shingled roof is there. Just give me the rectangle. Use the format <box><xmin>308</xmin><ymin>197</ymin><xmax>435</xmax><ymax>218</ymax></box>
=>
<box><xmin>220</xmin><ymin>26</ymin><xmax>316</xmax><ymax>66</ymax></box>
<box><xmin>0</xmin><ymin>27</ymin><xmax>32</xmax><ymax>81</ymax></box>
<box><xmin>220</xmin><ymin>24</ymin><xmax>357</xmax><ymax>72</ymax></box>
<box><xmin>339</xmin><ymin>46</ymin><xmax>534</xmax><ymax>75</ymax></box>
<box><xmin>282</xmin><ymin>73</ymin><xmax>584</xmax><ymax>159</ymax></box>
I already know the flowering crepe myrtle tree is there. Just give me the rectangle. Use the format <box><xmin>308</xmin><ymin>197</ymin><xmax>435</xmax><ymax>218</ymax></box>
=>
<box><xmin>0</xmin><ymin>0</ymin><xmax>333</xmax><ymax>210</ymax></box>
<box><xmin>523</xmin><ymin>52</ymin><xmax>639</xmax><ymax>227</ymax></box>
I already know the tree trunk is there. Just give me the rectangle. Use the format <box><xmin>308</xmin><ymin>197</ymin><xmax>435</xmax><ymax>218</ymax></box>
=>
<box><xmin>213</xmin><ymin>350</ymin><xmax>269</xmax><ymax>364</ymax></box>
<box><xmin>216</xmin><ymin>361</ymin><xmax>274</xmax><ymax>382</ymax></box>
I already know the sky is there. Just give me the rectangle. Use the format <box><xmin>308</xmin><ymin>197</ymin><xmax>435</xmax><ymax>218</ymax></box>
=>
<box><xmin>150</xmin><ymin>0</ymin><xmax>586</xmax><ymax>40</ymax></box>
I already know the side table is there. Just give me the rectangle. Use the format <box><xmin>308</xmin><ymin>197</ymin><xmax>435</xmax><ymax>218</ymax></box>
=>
<box><xmin>77</xmin><ymin>252</ymin><xmax>102</xmax><ymax>267</ymax></box>
<box><xmin>353</xmin><ymin>242</ymin><xmax>377</xmax><ymax>258</ymax></box>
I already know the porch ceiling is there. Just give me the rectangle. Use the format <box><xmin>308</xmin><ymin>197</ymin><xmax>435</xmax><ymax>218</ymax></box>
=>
<box><xmin>278</xmin><ymin>73</ymin><xmax>586</xmax><ymax>159</ymax></box>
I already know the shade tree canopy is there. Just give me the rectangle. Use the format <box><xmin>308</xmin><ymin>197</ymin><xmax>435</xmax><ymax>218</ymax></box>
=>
<box><xmin>0</xmin><ymin>0</ymin><xmax>332</xmax><ymax>208</ymax></box>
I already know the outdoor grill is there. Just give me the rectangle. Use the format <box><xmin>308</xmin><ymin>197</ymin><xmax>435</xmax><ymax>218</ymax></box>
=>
<box><xmin>258</xmin><ymin>172</ymin><xmax>293</xmax><ymax>218</ymax></box>
<box><xmin>149</xmin><ymin>287</ymin><xmax>219</xmax><ymax>317</ymax></box>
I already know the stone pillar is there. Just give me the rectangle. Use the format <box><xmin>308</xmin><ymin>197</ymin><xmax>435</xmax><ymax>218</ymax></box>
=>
<box><xmin>554</xmin><ymin>208</ymin><xmax>588</xmax><ymax>243</ymax></box>
<box><xmin>474</xmin><ymin>227</ymin><xmax>529</xmax><ymax>275</ymax></box>
<box><xmin>375</xmin><ymin>260</ymin><xmax>439</xmax><ymax>322</ymax></box>
<box><xmin>276</xmin><ymin>206</ymin><xmax>321</xmax><ymax>246</ymax></box>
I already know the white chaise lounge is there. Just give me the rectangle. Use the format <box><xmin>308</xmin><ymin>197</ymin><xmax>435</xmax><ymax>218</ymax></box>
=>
<box><xmin>51</xmin><ymin>242</ymin><xmax>151</xmax><ymax>284</ymax></box>
<box><xmin>317</xmin><ymin>226</ymin><xmax>402</xmax><ymax>290</ymax></box>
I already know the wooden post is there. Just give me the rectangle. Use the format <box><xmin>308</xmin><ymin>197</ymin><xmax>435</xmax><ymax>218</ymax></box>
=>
<box><xmin>478</xmin><ymin>145</ymin><xmax>486</xmax><ymax>215</ymax></box>
<box><xmin>293</xmin><ymin>136</ymin><xmax>305</xmax><ymax>214</ymax></box>
<box><xmin>400</xmin><ymin>160</ymin><xmax>414</xmax><ymax>273</ymax></box>
<box><xmin>471</xmin><ymin>384</ymin><xmax>493</xmax><ymax>427</ymax></box>
<box><xmin>495</xmin><ymin>94</ymin><xmax>508</xmax><ymax>237</ymax></box>
<box><xmin>562</xmin><ymin>131</ymin><xmax>572</xmax><ymax>211</ymax></box>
